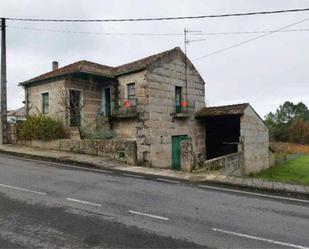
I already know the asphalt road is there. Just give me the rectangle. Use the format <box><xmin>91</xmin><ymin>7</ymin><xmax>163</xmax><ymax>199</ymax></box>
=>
<box><xmin>0</xmin><ymin>154</ymin><xmax>308</xmax><ymax>249</ymax></box>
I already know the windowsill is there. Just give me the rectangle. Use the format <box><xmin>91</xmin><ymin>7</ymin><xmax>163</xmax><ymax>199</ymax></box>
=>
<box><xmin>110</xmin><ymin>112</ymin><xmax>138</xmax><ymax>120</ymax></box>
<box><xmin>171</xmin><ymin>112</ymin><xmax>190</xmax><ymax>118</ymax></box>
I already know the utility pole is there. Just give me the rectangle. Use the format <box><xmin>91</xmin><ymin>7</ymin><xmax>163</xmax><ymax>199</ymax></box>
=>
<box><xmin>0</xmin><ymin>18</ymin><xmax>7</xmax><ymax>144</ymax></box>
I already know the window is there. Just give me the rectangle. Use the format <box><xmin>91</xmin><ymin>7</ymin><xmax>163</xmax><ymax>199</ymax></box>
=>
<box><xmin>41</xmin><ymin>92</ymin><xmax>49</xmax><ymax>114</ymax></box>
<box><xmin>127</xmin><ymin>83</ymin><xmax>136</xmax><ymax>106</ymax></box>
<box><xmin>175</xmin><ymin>86</ymin><xmax>182</xmax><ymax>113</ymax></box>
<box><xmin>69</xmin><ymin>90</ymin><xmax>81</xmax><ymax>127</ymax></box>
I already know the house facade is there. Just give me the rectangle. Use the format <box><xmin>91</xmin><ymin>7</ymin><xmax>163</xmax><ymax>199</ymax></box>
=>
<box><xmin>20</xmin><ymin>47</ymin><xmax>206</xmax><ymax>169</ymax></box>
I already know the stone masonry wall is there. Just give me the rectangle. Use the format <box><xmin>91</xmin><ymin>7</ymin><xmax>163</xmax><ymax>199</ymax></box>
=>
<box><xmin>64</xmin><ymin>79</ymin><xmax>104</xmax><ymax>130</ymax></box>
<box><xmin>240</xmin><ymin>106</ymin><xmax>270</xmax><ymax>174</ymax></box>
<box><xmin>145</xmin><ymin>52</ymin><xmax>206</xmax><ymax>168</ymax></box>
<box><xmin>26</xmin><ymin>78</ymin><xmax>108</xmax><ymax>131</ymax></box>
<box><xmin>112</xmin><ymin>71</ymin><xmax>151</xmax><ymax>165</ymax></box>
<box><xmin>18</xmin><ymin>138</ymin><xmax>137</xmax><ymax>165</ymax></box>
<box><xmin>26</xmin><ymin>79</ymin><xmax>67</xmax><ymax>121</ymax></box>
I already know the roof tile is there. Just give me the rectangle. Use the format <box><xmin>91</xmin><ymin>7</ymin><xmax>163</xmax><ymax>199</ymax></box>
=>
<box><xmin>20</xmin><ymin>47</ymin><xmax>180</xmax><ymax>85</ymax></box>
<box><xmin>195</xmin><ymin>103</ymin><xmax>249</xmax><ymax>117</ymax></box>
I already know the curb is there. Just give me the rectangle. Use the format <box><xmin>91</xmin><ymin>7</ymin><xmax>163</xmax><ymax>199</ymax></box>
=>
<box><xmin>197</xmin><ymin>179</ymin><xmax>309</xmax><ymax>199</ymax></box>
<box><xmin>0</xmin><ymin>149</ymin><xmax>308</xmax><ymax>199</ymax></box>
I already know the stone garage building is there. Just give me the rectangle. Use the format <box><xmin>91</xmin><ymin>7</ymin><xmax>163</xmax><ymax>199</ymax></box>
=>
<box><xmin>195</xmin><ymin>103</ymin><xmax>271</xmax><ymax>174</ymax></box>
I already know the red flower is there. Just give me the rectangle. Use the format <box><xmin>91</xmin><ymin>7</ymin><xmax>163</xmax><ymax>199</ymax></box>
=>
<box><xmin>124</xmin><ymin>99</ymin><xmax>130</xmax><ymax>108</ymax></box>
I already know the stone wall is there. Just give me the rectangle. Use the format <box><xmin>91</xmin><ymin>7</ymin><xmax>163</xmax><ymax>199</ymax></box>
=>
<box><xmin>145</xmin><ymin>51</ymin><xmax>206</xmax><ymax>168</ymax></box>
<box><xmin>18</xmin><ymin>138</ymin><xmax>137</xmax><ymax>165</ymax></box>
<box><xmin>179</xmin><ymin>139</ymin><xmax>242</xmax><ymax>175</ymax></box>
<box><xmin>7</xmin><ymin>123</ymin><xmax>17</xmax><ymax>144</ymax></box>
<box><xmin>26</xmin><ymin>79</ymin><xmax>67</xmax><ymax>121</ymax></box>
<box><xmin>113</xmin><ymin>71</ymin><xmax>151</xmax><ymax>165</ymax></box>
<box><xmin>194</xmin><ymin>152</ymin><xmax>243</xmax><ymax>176</ymax></box>
<box><xmin>240</xmin><ymin>106</ymin><xmax>270</xmax><ymax>174</ymax></box>
<box><xmin>180</xmin><ymin>140</ymin><xmax>195</xmax><ymax>172</ymax></box>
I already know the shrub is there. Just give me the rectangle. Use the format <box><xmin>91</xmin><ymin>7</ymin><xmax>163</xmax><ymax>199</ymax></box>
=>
<box><xmin>79</xmin><ymin>126</ymin><xmax>115</xmax><ymax>140</ymax></box>
<box><xmin>18</xmin><ymin>114</ymin><xmax>68</xmax><ymax>141</ymax></box>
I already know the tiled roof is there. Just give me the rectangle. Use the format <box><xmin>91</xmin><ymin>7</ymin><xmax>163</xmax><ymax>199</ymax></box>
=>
<box><xmin>8</xmin><ymin>106</ymin><xmax>26</xmax><ymax>117</ymax></box>
<box><xmin>195</xmin><ymin>103</ymin><xmax>249</xmax><ymax>118</ymax></box>
<box><xmin>20</xmin><ymin>47</ymin><xmax>180</xmax><ymax>86</ymax></box>
<box><xmin>20</xmin><ymin>60</ymin><xmax>115</xmax><ymax>85</ymax></box>
<box><xmin>113</xmin><ymin>48</ymin><xmax>173</xmax><ymax>75</ymax></box>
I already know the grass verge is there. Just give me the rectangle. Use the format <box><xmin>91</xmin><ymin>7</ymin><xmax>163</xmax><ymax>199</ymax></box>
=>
<box><xmin>252</xmin><ymin>155</ymin><xmax>309</xmax><ymax>185</ymax></box>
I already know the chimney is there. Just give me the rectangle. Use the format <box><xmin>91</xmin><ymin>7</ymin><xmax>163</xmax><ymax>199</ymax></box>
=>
<box><xmin>52</xmin><ymin>61</ymin><xmax>59</xmax><ymax>71</ymax></box>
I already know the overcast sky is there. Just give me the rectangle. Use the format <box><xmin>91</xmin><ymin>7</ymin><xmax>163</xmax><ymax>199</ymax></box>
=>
<box><xmin>1</xmin><ymin>0</ymin><xmax>309</xmax><ymax>116</ymax></box>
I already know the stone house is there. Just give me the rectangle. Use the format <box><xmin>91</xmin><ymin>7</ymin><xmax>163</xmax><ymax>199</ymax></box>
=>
<box><xmin>20</xmin><ymin>47</ymin><xmax>206</xmax><ymax>170</ymax></box>
<box><xmin>19</xmin><ymin>47</ymin><xmax>271</xmax><ymax>174</ymax></box>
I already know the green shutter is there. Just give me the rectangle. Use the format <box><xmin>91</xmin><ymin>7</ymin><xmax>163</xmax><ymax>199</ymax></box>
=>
<box><xmin>175</xmin><ymin>86</ymin><xmax>182</xmax><ymax>113</ymax></box>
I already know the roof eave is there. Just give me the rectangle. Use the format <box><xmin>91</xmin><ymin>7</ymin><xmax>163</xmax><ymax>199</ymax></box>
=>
<box><xmin>114</xmin><ymin>67</ymin><xmax>146</xmax><ymax>77</ymax></box>
<box><xmin>195</xmin><ymin>113</ymin><xmax>243</xmax><ymax>119</ymax></box>
<box><xmin>19</xmin><ymin>72</ymin><xmax>115</xmax><ymax>87</ymax></box>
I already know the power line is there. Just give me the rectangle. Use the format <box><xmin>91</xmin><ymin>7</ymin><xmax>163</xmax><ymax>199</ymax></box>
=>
<box><xmin>7</xmin><ymin>26</ymin><xmax>184</xmax><ymax>36</ymax></box>
<box><xmin>199</xmin><ymin>28</ymin><xmax>309</xmax><ymax>35</ymax></box>
<box><xmin>7</xmin><ymin>25</ymin><xmax>309</xmax><ymax>37</ymax></box>
<box><xmin>193</xmin><ymin>16</ymin><xmax>309</xmax><ymax>60</ymax></box>
<box><xmin>4</xmin><ymin>8</ymin><xmax>309</xmax><ymax>22</ymax></box>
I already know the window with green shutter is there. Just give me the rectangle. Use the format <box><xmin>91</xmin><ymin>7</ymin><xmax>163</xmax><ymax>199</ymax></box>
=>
<box><xmin>175</xmin><ymin>86</ymin><xmax>182</xmax><ymax>113</ymax></box>
<box><xmin>42</xmin><ymin>92</ymin><xmax>49</xmax><ymax>114</ymax></box>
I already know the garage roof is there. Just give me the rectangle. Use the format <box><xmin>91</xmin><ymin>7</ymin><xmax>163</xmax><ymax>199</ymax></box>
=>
<box><xmin>195</xmin><ymin>103</ymin><xmax>249</xmax><ymax>118</ymax></box>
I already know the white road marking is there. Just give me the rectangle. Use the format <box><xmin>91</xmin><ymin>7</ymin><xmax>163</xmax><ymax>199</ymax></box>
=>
<box><xmin>66</xmin><ymin>198</ymin><xmax>102</xmax><ymax>207</ymax></box>
<box><xmin>128</xmin><ymin>210</ymin><xmax>169</xmax><ymax>221</ymax></box>
<box><xmin>123</xmin><ymin>173</ymin><xmax>144</xmax><ymax>178</ymax></box>
<box><xmin>157</xmin><ymin>178</ymin><xmax>180</xmax><ymax>184</ymax></box>
<box><xmin>212</xmin><ymin>228</ymin><xmax>309</xmax><ymax>249</ymax></box>
<box><xmin>198</xmin><ymin>185</ymin><xmax>309</xmax><ymax>204</ymax></box>
<box><xmin>0</xmin><ymin>154</ymin><xmax>113</xmax><ymax>174</ymax></box>
<box><xmin>0</xmin><ymin>183</ymin><xmax>47</xmax><ymax>195</ymax></box>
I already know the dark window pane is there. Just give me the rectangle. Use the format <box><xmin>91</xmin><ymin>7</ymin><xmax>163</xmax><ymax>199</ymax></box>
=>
<box><xmin>175</xmin><ymin>86</ymin><xmax>182</xmax><ymax>113</ymax></box>
<box><xmin>42</xmin><ymin>93</ymin><xmax>49</xmax><ymax>114</ymax></box>
<box><xmin>127</xmin><ymin>83</ymin><xmax>136</xmax><ymax>106</ymax></box>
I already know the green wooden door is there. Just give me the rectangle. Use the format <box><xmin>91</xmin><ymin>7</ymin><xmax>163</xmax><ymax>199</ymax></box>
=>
<box><xmin>172</xmin><ymin>135</ymin><xmax>188</xmax><ymax>170</ymax></box>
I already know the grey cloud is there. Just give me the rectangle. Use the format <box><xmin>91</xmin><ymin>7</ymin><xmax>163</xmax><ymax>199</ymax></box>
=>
<box><xmin>1</xmin><ymin>0</ymin><xmax>309</xmax><ymax>116</ymax></box>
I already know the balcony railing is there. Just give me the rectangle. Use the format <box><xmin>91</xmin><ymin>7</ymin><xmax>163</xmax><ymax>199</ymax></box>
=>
<box><xmin>111</xmin><ymin>98</ymin><xmax>138</xmax><ymax>119</ymax></box>
<box><xmin>173</xmin><ymin>100</ymin><xmax>195</xmax><ymax>118</ymax></box>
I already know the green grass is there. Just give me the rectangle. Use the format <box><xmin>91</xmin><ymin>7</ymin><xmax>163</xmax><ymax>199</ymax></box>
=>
<box><xmin>252</xmin><ymin>155</ymin><xmax>309</xmax><ymax>185</ymax></box>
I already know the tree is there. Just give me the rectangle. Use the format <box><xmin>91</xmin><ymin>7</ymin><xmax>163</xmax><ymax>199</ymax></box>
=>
<box><xmin>275</xmin><ymin>101</ymin><xmax>309</xmax><ymax>124</ymax></box>
<box><xmin>264</xmin><ymin>101</ymin><xmax>309</xmax><ymax>142</ymax></box>
<box><xmin>289</xmin><ymin>118</ymin><xmax>309</xmax><ymax>144</ymax></box>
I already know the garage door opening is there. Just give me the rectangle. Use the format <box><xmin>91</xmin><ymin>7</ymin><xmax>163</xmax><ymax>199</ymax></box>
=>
<box><xmin>195</xmin><ymin>104</ymin><xmax>250</xmax><ymax>160</ymax></box>
<box><xmin>205</xmin><ymin>115</ymin><xmax>240</xmax><ymax>159</ymax></box>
